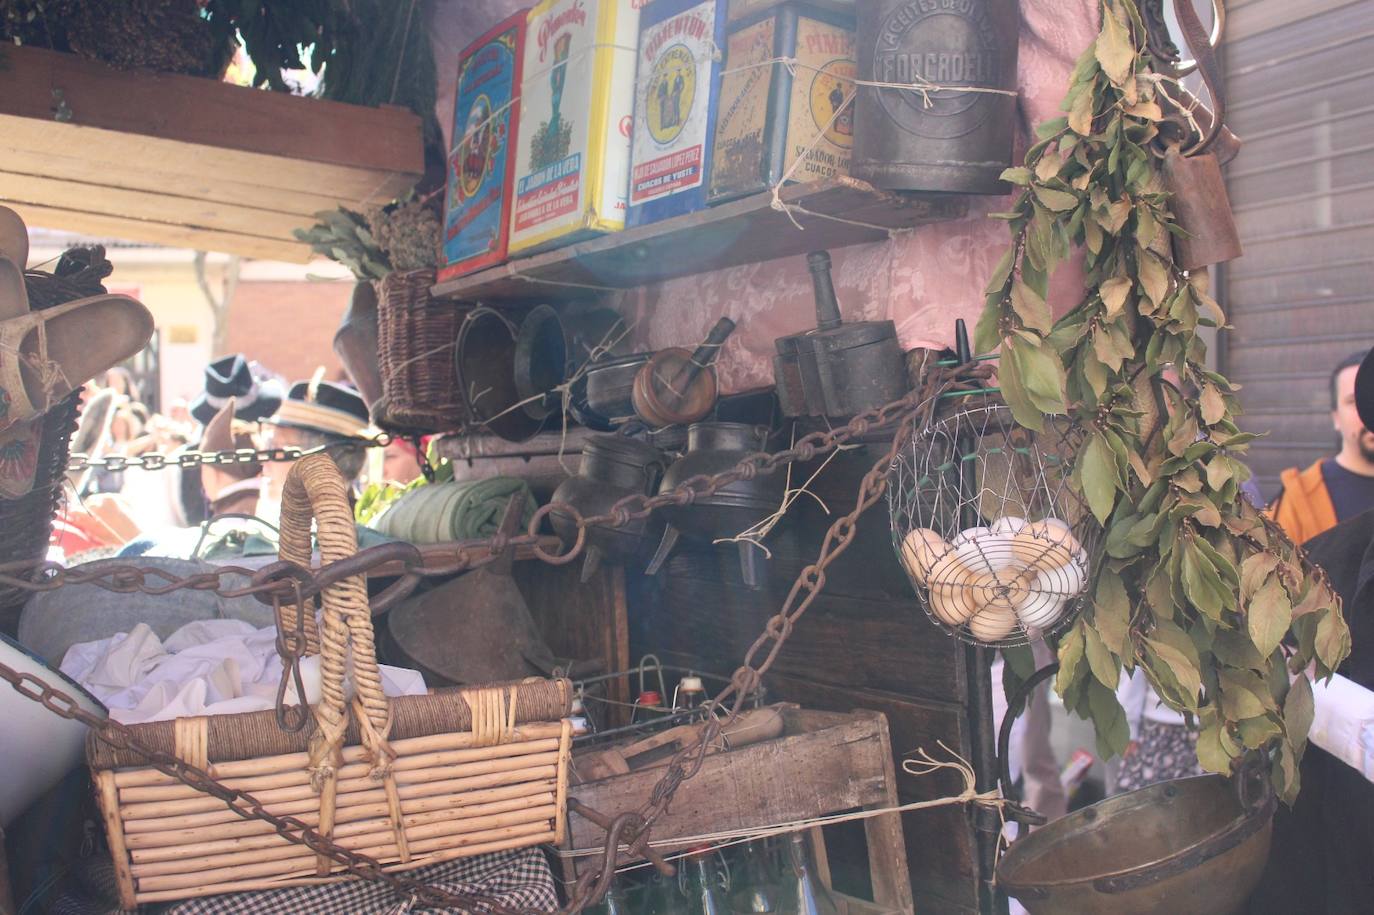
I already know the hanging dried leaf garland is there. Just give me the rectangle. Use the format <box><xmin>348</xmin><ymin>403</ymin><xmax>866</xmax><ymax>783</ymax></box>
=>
<box><xmin>977</xmin><ymin>0</ymin><xmax>1350</xmax><ymax>802</ymax></box>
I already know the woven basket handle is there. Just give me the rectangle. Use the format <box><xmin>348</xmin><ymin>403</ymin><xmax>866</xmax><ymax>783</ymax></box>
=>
<box><xmin>278</xmin><ymin>454</ymin><xmax>393</xmax><ymax>781</ymax></box>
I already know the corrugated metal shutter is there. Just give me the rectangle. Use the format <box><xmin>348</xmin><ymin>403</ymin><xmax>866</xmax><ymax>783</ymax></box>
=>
<box><xmin>1220</xmin><ymin>0</ymin><xmax>1374</xmax><ymax>499</ymax></box>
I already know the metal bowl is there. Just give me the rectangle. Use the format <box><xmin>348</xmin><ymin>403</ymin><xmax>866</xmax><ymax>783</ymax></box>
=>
<box><xmin>996</xmin><ymin>774</ymin><xmax>1273</xmax><ymax>915</ymax></box>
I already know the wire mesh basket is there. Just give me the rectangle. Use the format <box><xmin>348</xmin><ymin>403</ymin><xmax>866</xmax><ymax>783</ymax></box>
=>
<box><xmin>887</xmin><ymin>399</ymin><xmax>1098</xmax><ymax>648</ymax></box>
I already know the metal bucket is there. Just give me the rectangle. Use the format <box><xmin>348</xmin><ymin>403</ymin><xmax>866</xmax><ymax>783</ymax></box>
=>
<box><xmin>852</xmin><ymin>0</ymin><xmax>1020</xmax><ymax>194</ymax></box>
<box><xmin>996</xmin><ymin>773</ymin><xmax>1274</xmax><ymax>914</ymax></box>
<box><xmin>455</xmin><ymin>306</ymin><xmax>543</xmax><ymax>442</ymax></box>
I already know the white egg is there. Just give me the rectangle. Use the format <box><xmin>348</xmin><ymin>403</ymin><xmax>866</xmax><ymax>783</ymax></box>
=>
<box><xmin>952</xmin><ymin>526</ymin><xmax>993</xmax><ymax>547</ymax></box>
<box><xmin>991</xmin><ymin>516</ymin><xmax>1027</xmax><ymax>536</ymax></box>
<box><xmin>899</xmin><ymin>528</ymin><xmax>952</xmax><ymax>585</ymax></box>
<box><xmin>968</xmin><ymin>605</ymin><xmax>1019</xmax><ymax>642</ymax></box>
<box><xmin>1010</xmin><ymin>519</ymin><xmax>1083</xmax><ymax>571</ymax></box>
<box><xmin>926</xmin><ymin>553</ymin><xmax>980</xmax><ymax>625</ymax></box>
<box><xmin>970</xmin><ymin>531</ymin><xmax>1023</xmax><ymax>571</ymax></box>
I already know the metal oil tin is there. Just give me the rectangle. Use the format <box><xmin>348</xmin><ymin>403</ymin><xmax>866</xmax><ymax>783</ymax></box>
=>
<box><xmin>627</xmin><ymin>0</ymin><xmax>729</xmax><ymax>227</ymax></box>
<box><xmin>707</xmin><ymin>1</ymin><xmax>856</xmax><ymax>204</ymax></box>
<box><xmin>852</xmin><ymin>0</ymin><xmax>1020</xmax><ymax>195</ymax></box>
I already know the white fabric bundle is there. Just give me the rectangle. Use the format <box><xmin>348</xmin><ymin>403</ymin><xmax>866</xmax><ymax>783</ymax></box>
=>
<box><xmin>61</xmin><ymin>618</ymin><xmax>426</xmax><ymax>725</ymax></box>
<box><xmin>1308</xmin><ymin>673</ymin><xmax>1374</xmax><ymax>783</ymax></box>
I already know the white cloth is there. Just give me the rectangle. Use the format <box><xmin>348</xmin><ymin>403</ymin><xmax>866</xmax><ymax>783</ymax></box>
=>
<box><xmin>60</xmin><ymin>619</ymin><xmax>426</xmax><ymax>725</ymax></box>
<box><xmin>1116</xmin><ymin>667</ymin><xmax>1187</xmax><ymax>740</ymax></box>
<box><xmin>1309</xmin><ymin>673</ymin><xmax>1374</xmax><ymax>783</ymax></box>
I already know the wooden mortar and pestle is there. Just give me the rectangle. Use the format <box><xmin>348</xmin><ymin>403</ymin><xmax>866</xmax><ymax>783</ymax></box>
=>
<box><xmin>632</xmin><ymin>317</ymin><xmax>736</xmax><ymax>428</ymax></box>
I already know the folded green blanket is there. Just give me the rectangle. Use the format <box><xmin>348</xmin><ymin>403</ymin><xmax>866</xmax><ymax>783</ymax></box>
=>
<box><xmin>366</xmin><ymin>478</ymin><xmax>537</xmax><ymax>544</ymax></box>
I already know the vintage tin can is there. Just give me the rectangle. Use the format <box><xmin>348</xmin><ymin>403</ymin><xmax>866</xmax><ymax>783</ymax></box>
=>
<box><xmin>439</xmin><ymin>10</ymin><xmax>527</xmax><ymax>282</ymax></box>
<box><xmin>852</xmin><ymin>0</ymin><xmax>1020</xmax><ymax>195</ymax></box>
<box><xmin>509</xmin><ymin>0</ymin><xmax>640</xmax><ymax>254</ymax></box>
<box><xmin>707</xmin><ymin>1</ymin><xmax>856</xmax><ymax>204</ymax></box>
<box><xmin>626</xmin><ymin>0</ymin><xmax>729</xmax><ymax>227</ymax></box>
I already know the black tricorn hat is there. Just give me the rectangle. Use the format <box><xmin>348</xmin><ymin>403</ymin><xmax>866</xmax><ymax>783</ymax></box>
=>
<box><xmin>190</xmin><ymin>354</ymin><xmax>283</xmax><ymax>425</ymax></box>
<box><xmin>266</xmin><ymin>376</ymin><xmax>370</xmax><ymax>440</ymax></box>
<box><xmin>1355</xmin><ymin>348</ymin><xmax>1374</xmax><ymax>433</ymax></box>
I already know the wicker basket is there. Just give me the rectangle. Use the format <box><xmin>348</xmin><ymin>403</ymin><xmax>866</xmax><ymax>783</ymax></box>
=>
<box><xmin>89</xmin><ymin>455</ymin><xmax>572</xmax><ymax>908</ymax></box>
<box><xmin>375</xmin><ymin>268</ymin><xmax>472</xmax><ymax>434</ymax></box>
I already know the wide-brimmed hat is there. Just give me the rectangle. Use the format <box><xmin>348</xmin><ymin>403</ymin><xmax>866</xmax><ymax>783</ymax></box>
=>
<box><xmin>267</xmin><ymin>376</ymin><xmax>370</xmax><ymax>440</ymax></box>
<box><xmin>1354</xmin><ymin>348</ymin><xmax>1374</xmax><ymax>432</ymax></box>
<box><xmin>190</xmin><ymin>354</ymin><xmax>284</xmax><ymax>425</ymax></box>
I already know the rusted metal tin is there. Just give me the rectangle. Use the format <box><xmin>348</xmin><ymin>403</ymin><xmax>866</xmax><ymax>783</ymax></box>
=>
<box><xmin>852</xmin><ymin>0</ymin><xmax>1020</xmax><ymax>194</ymax></box>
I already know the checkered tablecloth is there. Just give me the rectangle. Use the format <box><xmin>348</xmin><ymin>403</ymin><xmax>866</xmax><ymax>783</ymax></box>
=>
<box><xmin>157</xmin><ymin>847</ymin><xmax>558</xmax><ymax>915</ymax></box>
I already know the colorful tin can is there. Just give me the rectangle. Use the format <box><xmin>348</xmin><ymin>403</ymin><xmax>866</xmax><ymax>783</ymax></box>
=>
<box><xmin>708</xmin><ymin>1</ymin><xmax>856</xmax><ymax>204</ymax></box>
<box><xmin>439</xmin><ymin>10</ymin><xmax>527</xmax><ymax>282</ymax></box>
<box><xmin>509</xmin><ymin>0</ymin><xmax>640</xmax><ymax>255</ymax></box>
<box><xmin>626</xmin><ymin>0</ymin><xmax>728</xmax><ymax>227</ymax></box>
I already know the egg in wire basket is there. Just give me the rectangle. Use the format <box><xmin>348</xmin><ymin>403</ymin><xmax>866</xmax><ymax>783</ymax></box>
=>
<box><xmin>888</xmin><ymin>401</ymin><xmax>1098</xmax><ymax>647</ymax></box>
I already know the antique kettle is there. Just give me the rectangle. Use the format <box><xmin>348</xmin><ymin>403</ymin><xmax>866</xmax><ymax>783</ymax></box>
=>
<box><xmin>550</xmin><ymin>434</ymin><xmax>667</xmax><ymax>582</ymax></box>
<box><xmin>773</xmin><ymin>252</ymin><xmax>906</xmax><ymax>418</ymax></box>
<box><xmin>646</xmin><ymin>423</ymin><xmax>786</xmax><ymax>589</ymax></box>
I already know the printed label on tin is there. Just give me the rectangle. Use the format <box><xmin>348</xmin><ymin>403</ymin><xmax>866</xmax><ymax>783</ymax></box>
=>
<box><xmin>443</xmin><ymin>24</ymin><xmax>520</xmax><ymax>269</ymax></box>
<box><xmin>871</xmin><ymin>0</ymin><xmax>1003</xmax><ymax>139</ymax></box>
<box><xmin>512</xmin><ymin>0</ymin><xmax>595</xmax><ymax>241</ymax></box>
<box><xmin>785</xmin><ymin>16</ymin><xmax>855</xmax><ymax>180</ymax></box>
<box><xmin>631</xmin><ymin>2</ymin><xmax>717</xmax><ymax>204</ymax></box>
<box><xmin>709</xmin><ymin>16</ymin><xmax>775</xmax><ymax>198</ymax></box>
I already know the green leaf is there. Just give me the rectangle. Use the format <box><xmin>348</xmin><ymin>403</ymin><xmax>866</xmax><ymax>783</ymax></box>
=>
<box><xmin>1212</xmin><ymin>627</ymin><xmax>1266</xmax><ymax>671</ymax></box>
<box><xmin>1057</xmin><ymin>623</ymin><xmax>1087</xmax><ymax>696</ymax></box>
<box><xmin>983</xmin><ymin>247</ymin><xmax>1016</xmax><ymax>296</ymax></box>
<box><xmin>1078</xmin><ymin>431</ymin><xmax>1119</xmax><ymax>523</ymax></box>
<box><xmin>1219</xmin><ymin>669</ymin><xmax>1272</xmax><ymax>720</ymax></box>
<box><xmin>1095</xmin><ymin>4</ymin><xmax>1137</xmax><ymax>87</ymax></box>
<box><xmin>1099</xmin><ymin>276</ymin><xmax>1131</xmax><ymax>317</ymax></box>
<box><xmin>1181</xmin><ymin>539</ymin><xmax>1225</xmax><ymax>620</ymax></box>
<box><xmin>1013</xmin><ymin>338</ymin><xmax>1068</xmax><ymax>414</ymax></box>
<box><xmin>1136</xmin><ymin>250</ymin><xmax>1169</xmax><ymax>307</ymax></box>
<box><xmin>1001</xmin><ymin>167</ymin><xmax>1033</xmax><ymax>186</ymax></box>
<box><xmin>1094</xmin><ymin>570</ymin><xmax>1131</xmax><ymax>655</ymax></box>
<box><xmin>1010</xmin><ymin>279</ymin><xmax>1053</xmax><ymax>334</ymax></box>
<box><xmin>1144</xmin><ymin>637</ymin><xmax>1202</xmax><ymax>704</ymax></box>
<box><xmin>997</xmin><ymin>339</ymin><xmax>1045</xmax><ymax>431</ymax></box>
<box><xmin>1084</xmin><ymin>624</ymin><xmax>1120</xmax><ymax>689</ymax></box>
<box><xmin>1248</xmin><ymin>576</ymin><xmax>1293</xmax><ymax>659</ymax></box>
<box><xmin>1196</xmin><ymin>714</ymin><xmax>1236</xmax><ymax>774</ymax></box>
<box><xmin>1237</xmin><ymin>714</ymin><xmax>1281</xmax><ymax>750</ymax></box>
<box><xmin>1088</xmin><ymin>679</ymin><xmax>1131</xmax><ymax>759</ymax></box>
<box><xmin>1034</xmin><ymin>185</ymin><xmax>1079</xmax><ymax>212</ymax></box>
<box><xmin>1285</xmin><ymin>673</ymin><xmax>1315</xmax><ymax>746</ymax></box>
<box><xmin>1200</xmin><ymin>383</ymin><xmax>1226</xmax><ymax>425</ymax></box>
<box><xmin>974</xmin><ymin>300</ymin><xmax>1003</xmax><ymax>357</ymax></box>
<box><xmin>1205</xmin><ymin>454</ymin><xmax>1234</xmax><ymax>492</ymax></box>
<box><xmin>1315</xmin><ymin>606</ymin><xmax>1352</xmax><ymax>673</ymax></box>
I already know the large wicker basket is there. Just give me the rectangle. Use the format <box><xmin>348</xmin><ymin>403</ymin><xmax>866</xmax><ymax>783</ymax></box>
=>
<box><xmin>89</xmin><ymin>455</ymin><xmax>572</xmax><ymax>907</ymax></box>
<box><xmin>375</xmin><ymin>268</ymin><xmax>472</xmax><ymax>434</ymax></box>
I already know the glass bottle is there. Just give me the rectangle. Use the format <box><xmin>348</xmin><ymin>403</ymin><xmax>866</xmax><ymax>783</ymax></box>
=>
<box><xmin>633</xmin><ymin>689</ymin><xmax>665</xmax><ymax>725</ymax></box>
<box><xmin>779</xmin><ymin>832</ymin><xmax>839</xmax><ymax>915</ymax></box>
<box><xmin>646</xmin><ymin>870</ymin><xmax>686</xmax><ymax>915</ymax></box>
<box><xmin>729</xmin><ymin>839</ymin><xmax>781</xmax><ymax>913</ymax></box>
<box><xmin>684</xmin><ymin>848</ymin><xmax>730</xmax><ymax>915</ymax></box>
<box><xmin>587</xmin><ymin>880</ymin><xmax>632</xmax><ymax>915</ymax></box>
<box><xmin>676</xmin><ymin>675</ymin><xmax>707</xmax><ymax>712</ymax></box>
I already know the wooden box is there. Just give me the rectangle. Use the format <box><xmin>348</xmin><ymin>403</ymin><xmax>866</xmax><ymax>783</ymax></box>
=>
<box><xmin>626</xmin><ymin>0</ymin><xmax>729</xmax><ymax>227</ymax></box>
<box><xmin>439</xmin><ymin>9</ymin><xmax>528</xmax><ymax>281</ymax></box>
<box><xmin>508</xmin><ymin>0</ymin><xmax>640</xmax><ymax>254</ymax></box>
<box><xmin>708</xmin><ymin>1</ymin><xmax>857</xmax><ymax>204</ymax></box>
<box><xmin>560</xmin><ymin>706</ymin><xmax>915</xmax><ymax>913</ymax></box>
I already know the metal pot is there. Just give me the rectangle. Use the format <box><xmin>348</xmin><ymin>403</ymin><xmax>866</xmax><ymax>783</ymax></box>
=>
<box><xmin>550</xmin><ymin>434</ymin><xmax>667</xmax><ymax>581</ymax></box>
<box><xmin>996</xmin><ymin>773</ymin><xmax>1274</xmax><ymax>914</ymax></box>
<box><xmin>332</xmin><ymin>281</ymin><xmax>383</xmax><ymax>408</ymax></box>
<box><xmin>578</xmin><ymin>352</ymin><xmax>653</xmax><ymax>429</ymax></box>
<box><xmin>455</xmin><ymin>306</ymin><xmax>543</xmax><ymax>442</ymax></box>
<box><xmin>648</xmin><ymin>422</ymin><xmax>785</xmax><ymax>588</ymax></box>
<box><xmin>514</xmin><ymin>305</ymin><xmax>627</xmax><ymax>421</ymax></box>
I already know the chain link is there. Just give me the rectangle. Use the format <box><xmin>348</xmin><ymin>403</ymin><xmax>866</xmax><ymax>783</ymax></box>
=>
<box><xmin>66</xmin><ymin>434</ymin><xmax>393</xmax><ymax>474</ymax></box>
<box><xmin>1</xmin><ymin>363</ymin><xmax>992</xmax><ymax>913</ymax></box>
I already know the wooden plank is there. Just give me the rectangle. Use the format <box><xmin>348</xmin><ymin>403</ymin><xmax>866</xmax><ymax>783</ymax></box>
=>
<box><xmin>566</xmin><ymin>709</ymin><xmax>893</xmax><ymax>863</ymax></box>
<box><xmin>1227</xmin><ymin>0</ymin><xmax>1367</xmax><ymax>42</ymax></box>
<box><xmin>430</xmin><ymin>178</ymin><xmax>967</xmax><ymax>302</ymax></box>
<box><xmin>0</xmin><ymin>146</ymin><xmax>351</xmax><ymax>217</ymax></box>
<box><xmin>519</xmin><ymin>563</ymin><xmax>631</xmax><ymax>717</ymax></box>
<box><xmin>0</xmin><ymin>171</ymin><xmax>306</xmax><ymax>241</ymax></box>
<box><xmin>2</xmin><ymin>202</ymin><xmax>310</xmax><ymax>262</ymax></box>
<box><xmin>0</xmin><ymin>45</ymin><xmax>421</xmax><ymax>196</ymax></box>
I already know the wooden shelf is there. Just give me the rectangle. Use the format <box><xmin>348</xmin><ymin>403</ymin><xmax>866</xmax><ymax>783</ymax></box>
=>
<box><xmin>432</xmin><ymin>177</ymin><xmax>967</xmax><ymax>302</ymax></box>
<box><xmin>0</xmin><ymin>45</ymin><xmax>423</xmax><ymax>262</ymax></box>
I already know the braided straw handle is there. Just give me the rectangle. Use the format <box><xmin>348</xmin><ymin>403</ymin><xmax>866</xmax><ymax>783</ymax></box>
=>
<box><xmin>279</xmin><ymin>454</ymin><xmax>399</xmax><ymax>872</ymax></box>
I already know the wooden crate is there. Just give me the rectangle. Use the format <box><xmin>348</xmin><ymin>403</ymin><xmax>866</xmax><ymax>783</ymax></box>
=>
<box><xmin>0</xmin><ymin>45</ymin><xmax>423</xmax><ymax>262</ymax></box>
<box><xmin>560</xmin><ymin>706</ymin><xmax>915</xmax><ymax>914</ymax></box>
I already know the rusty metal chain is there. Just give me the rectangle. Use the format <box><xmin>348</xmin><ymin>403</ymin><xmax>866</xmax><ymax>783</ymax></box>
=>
<box><xmin>66</xmin><ymin>434</ymin><xmax>392</xmax><ymax>474</ymax></box>
<box><xmin>0</xmin><ymin>362</ymin><xmax>992</xmax><ymax>914</ymax></box>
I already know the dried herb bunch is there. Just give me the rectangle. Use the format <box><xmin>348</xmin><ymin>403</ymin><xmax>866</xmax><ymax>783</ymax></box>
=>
<box><xmin>366</xmin><ymin>192</ymin><xmax>440</xmax><ymax>273</ymax></box>
<box><xmin>980</xmin><ymin>0</ymin><xmax>1350</xmax><ymax>802</ymax></box>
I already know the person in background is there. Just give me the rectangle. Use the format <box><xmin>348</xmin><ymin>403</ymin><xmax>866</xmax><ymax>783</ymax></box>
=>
<box><xmin>1270</xmin><ymin>349</ymin><xmax>1374</xmax><ymax>544</ymax></box>
<box><xmin>383</xmin><ymin>437</ymin><xmax>425</xmax><ymax>485</ymax></box>
<box><xmin>258</xmin><ymin>373</ymin><xmax>372</xmax><ymax>524</ymax></box>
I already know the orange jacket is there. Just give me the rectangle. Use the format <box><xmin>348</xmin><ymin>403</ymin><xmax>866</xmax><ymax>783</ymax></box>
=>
<box><xmin>1269</xmin><ymin>459</ymin><xmax>1338</xmax><ymax>545</ymax></box>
